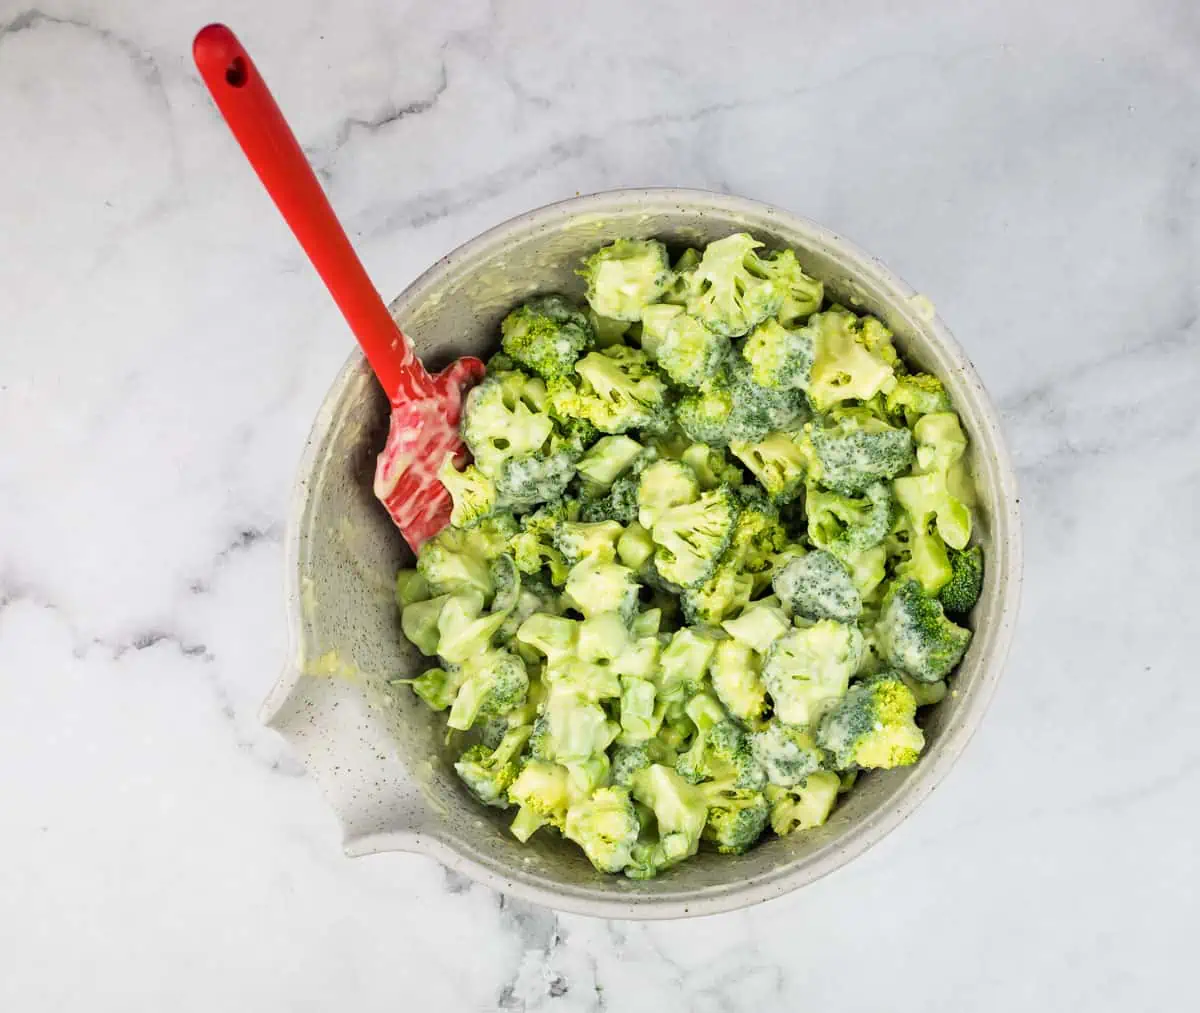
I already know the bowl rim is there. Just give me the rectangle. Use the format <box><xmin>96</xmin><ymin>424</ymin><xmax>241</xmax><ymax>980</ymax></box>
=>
<box><xmin>269</xmin><ymin>186</ymin><xmax>1024</xmax><ymax>919</ymax></box>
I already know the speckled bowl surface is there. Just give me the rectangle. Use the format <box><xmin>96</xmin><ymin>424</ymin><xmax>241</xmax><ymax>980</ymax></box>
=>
<box><xmin>261</xmin><ymin>188</ymin><xmax>1023</xmax><ymax>919</ymax></box>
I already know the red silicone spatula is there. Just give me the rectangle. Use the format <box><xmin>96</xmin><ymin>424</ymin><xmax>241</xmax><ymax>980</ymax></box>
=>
<box><xmin>194</xmin><ymin>24</ymin><xmax>483</xmax><ymax>551</ymax></box>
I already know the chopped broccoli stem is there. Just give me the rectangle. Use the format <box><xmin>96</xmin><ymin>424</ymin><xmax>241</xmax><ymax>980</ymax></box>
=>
<box><xmin>710</xmin><ymin>640</ymin><xmax>769</xmax><ymax>726</ymax></box>
<box><xmin>565</xmin><ymin>786</ymin><xmax>641</xmax><ymax>873</ymax></box>
<box><xmin>766</xmin><ymin>770</ymin><xmax>840</xmax><ymax>836</ymax></box>
<box><xmin>575</xmin><ymin>435</ymin><xmax>644</xmax><ymax>488</ymax></box>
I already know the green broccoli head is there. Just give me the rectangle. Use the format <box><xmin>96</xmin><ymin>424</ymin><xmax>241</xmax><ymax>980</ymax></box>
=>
<box><xmin>730</xmin><ymin>431</ymin><xmax>814</xmax><ymax>504</ymax></box>
<box><xmin>563</xmin><ymin>559</ymin><xmax>639</xmax><ymax>623</ymax></box>
<box><xmin>530</xmin><ymin>687</ymin><xmax>620</xmax><ymax>765</ymax></box>
<box><xmin>676</xmin><ymin>379</ymin><xmax>740</xmax><ymax>448</ymax></box>
<box><xmin>886</xmin><ymin>372</ymin><xmax>952</xmax><ymax>426</ymax></box>
<box><xmin>640</xmin><ymin>303</ymin><xmax>730</xmax><ymax>387</ymax></box>
<box><xmin>893</xmin><ymin>463</ymin><xmax>972</xmax><ymax>553</ymax></box>
<box><xmin>809</xmin><ymin>408</ymin><xmax>915</xmax><ymax>496</ymax></box>
<box><xmin>417</xmin><ymin>526</ymin><xmax>495</xmax><ymax>598</ymax></box>
<box><xmin>681</xmin><ymin>562</ymin><xmax>754</xmax><ymax>625</ymax></box>
<box><xmin>817</xmin><ymin>671</ymin><xmax>925</xmax><ymax>770</ymax></box>
<box><xmin>678</xmin><ymin>359</ymin><xmax>809</xmax><ymax>449</ymax></box>
<box><xmin>940</xmin><ymin>545</ymin><xmax>984</xmax><ymax>614</ymax></box>
<box><xmin>649</xmin><ymin>486</ymin><xmax>739</xmax><ymax>588</ymax></box>
<box><xmin>453</xmin><ymin>725</ymin><xmax>533</xmax><ymax>806</ymax></box>
<box><xmin>462</xmin><ymin>371</ymin><xmax>556</xmax><ymax>480</ymax></box>
<box><xmin>765</xmin><ymin>770</ymin><xmax>840</xmax><ymax>836</ymax></box>
<box><xmin>580</xmin><ymin>472</ymin><xmax>641</xmax><ymax>525</ymax></box>
<box><xmin>701</xmin><ymin>784</ymin><xmax>770</xmax><ymax>855</ymax></box>
<box><xmin>685</xmin><ymin>233</ymin><xmax>784</xmax><ymax>337</ymax></box>
<box><xmin>805</xmin><ymin>309</ymin><xmax>897</xmax><ymax>410</ymax></box>
<box><xmin>806</xmin><ymin>480</ymin><xmax>893</xmax><ymax>553</ymax></box>
<box><xmin>710</xmin><ymin>639</ymin><xmax>769</xmax><ymax>727</ymax></box>
<box><xmin>657</xmin><ymin>627</ymin><xmax>719</xmax><ymax>703</ymax></box>
<box><xmin>762</xmin><ymin>620</ymin><xmax>864</xmax><ymax>726</ymax></box>
<box><xmin>750</xmin><ymin>723</ymin><xmax>826</xmax><ymax>787</ymax></box>
<box><xmin>508</xmin><ymin>500</ymin><xmax>578</xmax><ymax>586</ymax></box>
<box><xmin>493</xmin><ymin>439</ymin><xmax>579</xmax><ymax>510</ymax></box>
<box><xmin>436</xmin><ymin>456</ymin><xmax>498</xmax><ymax>528</ymax></box>
<box><xmin>741</xmin><ymin>318</ymin><xmax>815</xmax><ymax>391</ymax></box>
<box><xmin>877</xmin><ymin>579</ymin><xmax>972</xmax><ymax>682</ymax></box>
<box><xmin>579</xmin><ymin>238</ymin><xmax>672</xmax><ymax>321</ymax></box>
<box><xmin>446</xmin><ymin>648</ymin><xmax>530</xmax><ymax>731</ymax></box>
<box><xmin>758</xmin><ymin>247</ymin><xmax>824</xmax><ymax>329</ymax></box>
<box><xmin>550</xmin><ymin>346</ymin><xmax>671</xmax><ymax>435</ymax></box>
<box><xmin>500</xmin><ymin>294</ymin><xmax>595</xmax><ymax>380</ymax></box>
<box><xmin>611</xmin><ymin>742</ymin><xmax>652</xmax><ymax>786</ymax></box>
<box><xmin>772</xmin><ymin>550</ymin><xmax>863</xmax><ymax>624</ymax></box>
<box><xmin>564</xmin><ymin>786</ymin><xmax>641</xmax><ymax>873</ymax></box>
<box><xmin>553</xmin><ymin>520</ymin><xmax>624</xmax><ymax>566</ymax></box>
<box><xmin>677</xmin><ymin>710</ymin><xmax>766</xmax><ymax>791</ymax></box>
<box><xmin>507</xmin><ymin>759</ymin><xmax>571</xmax><ymax>841</ymax></box>
<box><xmin>887</xmin><ymin>509</ymin><xmax>953</xmax><ymax>595</ymax></box>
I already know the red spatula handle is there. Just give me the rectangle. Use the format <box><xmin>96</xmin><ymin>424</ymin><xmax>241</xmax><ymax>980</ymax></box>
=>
<box><xmin>193</xmin><ymin>24</ymin><xmax>432</xmax><ymax>400</ymax></box>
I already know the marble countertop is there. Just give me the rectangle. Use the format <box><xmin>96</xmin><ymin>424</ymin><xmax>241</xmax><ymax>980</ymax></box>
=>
<box><xmin>2</xmin><ymin>0</ymin><xmax>1196</xmax><ymax>1009</ymax></box>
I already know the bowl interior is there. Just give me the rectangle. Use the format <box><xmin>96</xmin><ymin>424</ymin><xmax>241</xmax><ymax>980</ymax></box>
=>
<box><xmin>266</xmin><ymin>191</ymin><xmax>1019</xmax><ymax>917</ymax></box>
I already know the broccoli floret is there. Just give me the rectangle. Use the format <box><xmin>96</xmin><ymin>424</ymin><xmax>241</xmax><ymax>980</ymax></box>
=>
<box><xmin>710</xmin><ymin>639</ymin><xmax>769</xmax><ymax>726</ymax></box>
<box><xmin>462</xmin><ymin>371</ymin><xmax>556</xmax><ymax>480</ymax></box>
<box><xmin>417</xmin><ymin>526</ymin><xmax>495</xmax><ymax>598</ymax></box>
<box><xmin>677</xmin><ymin>697</ymin><xmax>765</xmax><ymax>789</ymax></box>
<box><xmin>635</xmin><ymin>459</ymin><xmax>700</xmax><ymax>529</ymax></box>
<box><xmin>877</xmin><ymin>579</ymin><xmax>971</xmax><ymax>683</ymax></box>
<box><xmin>750</xmin><ymin>723</ymin><xmax>826</xmax><ymax>787</ymax></box>
<box><xmin>762</xmin><ymin>620</ymin><xmax>864</xmax><ymax>726</ymax></box>
<box><xmin>886</xmin><ymin>508</ymin><xmax>953</xmax><ymax>594</ymax></box>
<box><xmin>758</xmin><ymin>247</ymin><xmax>824</xmax><ymax>329</ymax></box>
<box><xmin>648</xmin><ymin>486</ymin><xmax>739</xmax><ymax>588</ymax></box>
<box><xmin>657</xmin><ymin>627</ymin><xmax>718</xmax><ymax>703</ymax></box>
<box><xmin>679</xmin><ymin>443</ymin><xmax>742</xmax><ymax>491</ymax></box>
<box><xmin>833</xmin><ymin>542</ymin><xmax>889</xmax><ymax>602</ymax></box>
<box><xmin>893</xmin><ymin>412</ymin><xmax>973</xmax><ymax>551</ymax></box>
<box><xmin>453</xmin><ymin>725</ymin><xmax>533</xmax><ymax>806</ymax></box>
<box><xmin>806</xmin><ymin>480</ymin><xmax>893</xmax><ymax>553</ymax></box>
<box><xmin>886</xmin><ymin>372</ymin><xmax>952</xmax><ymax>426</ymax></box>
<box><xmin>772</xmin><ymin>550</ymin><xmax>862</xmax><ymax>624</ymax></box>
<box><xmin>446</xmin><ymin>648</ymin><xmax>530</xmax><ymax>731</ymax></box>
<box><xmin>494</xmin><ymin>439</ymin><xmax>579</xmax><ymax>510</ymax></box>
<box><xmin>469</xmin><ymin>514</ymin><xmax>521</xmax><ymax>559</ymax></box>
<box><xmin>640</xmin><ymin>303</ymin><xmax>729</xmax><ymax>387</ymax></box>
<box><xmin>564</xmin><ymin>786</ymin><xmax>641</xmax><ymax>873</ymax></box>
<box><xmin>488</xmin><ymin>554</ymin><xmax>522</xmax><ymax>615</ymax></box>
<box><xmin>611</xmin><ymin>742</ymin><xmax>652</xmax><ymax>786</ymax></box>
<box><xmin>500</xmin><ymin>294</ymin><xmax>594</xmax><ymax>380</ymax></box>
<box><xmin>685</xmin><ymin>233</ymin><xmax>784</xmax><ymax>338</ymax></box>
<box><xmin>579</xmin><ymin>238</ymin><xmax>672</xmax><ymax>321</ymax></box>
<box><xmin>765</xmin><ymin>770</ymin><xmax>840</xmax><ymax>836</ymax></box>
<box><xmin>727</xmin><ymin>491</ymin><xmax>789</xmax><ymax>591</ymax></box>
<box><xmin>808</xmin><ymin>408</ymin><xmax>915</xmax><ymax>496</ymax></box>
<box><xmin>741</xmin><ymin>318</ymin><xmax>815</xmax><ymax>391</ymax></box>
<box><xmin>394</xmin><ymin>569</ymin><xmax>430</xmax><ymax>609</ymax></box>
<box><xmin>507</xmin><ymin>759</ymin><xmax>571</xmax><ymax>841</ymax></box>
<box><xmin>914</xmin><ymin>412</ymin><xmax>968</xmax><ymax>473</ymax></box>
<box><xmin>662</xmin><ymin>247</ymin><xmax>701</xmax><ymax>305</ymax></box>
<box><xmin>393</xmin><ymin>663</ymin><xmax>465</xmax><ymax>711</ymax></box>
<box><xmin>676</xmin><ymin>379</ymin><xmax>741</xmax><ymax>447</ymax></box>
<box><xmin>681</xmin><ymin>564</ymin><xmax>754</xmax><ymax>625</ymax></box>
<box><xmin>805</xmin><ymin>309</ymin><xmax>897</xmax><ymax>410</ymax></box>
<box><xmin>400</xmin><ymin>593</ymin><xmax>451</xmax><ymax>656</ymax></box>
<box><xmin>550</xmin><ymin>347</ymin><xmax>670</xmax><ymax>434</ymax></box>
<box><xmin>553</xmin><ymin>520</ymin><xmax>624</xmax><ymax>565</ymax></box>
<box><xmin>628</xmin><ymin>764</ymin><xmax>710</xmax><ymax>874</ymax></box>
<box><xmin>721</xmin><ymin>600</ymin><xmax>791</xmax><ymax>654</ymax></box>
<box><xmin>940</xmin><ymin>545</ymin><xmax>984</xmax><ymax>614</ymax></box>
<box><xmin>575</xmin><ymin>435</ymin><xmax>644</xmax><ymax>488</ymax></box>
<box><xmin>730</xmin><ymin>431</ymin><xmax>814</xmax><ymax>504</ymax></box>
<box><xmin>702</xmin><ymin>784</ymin><xmax>770</xmax><ymax>855</ymax></box>
<box><xmin>677</xmin><ymin>359</ymin><xmax>808</xmax><ymax>449</ymax></box>
<box><xmin>531</xmin><ymin>687</ymin><xmax>620</xmax><ymax>766</ymax></box>
<box><xmin>817</xmin><ymin>672</ymin><xmax>925</xmax><ymax>770</ymax></box>
<box><xmin>516</xmin><ymin>612</ymin><xmax>579</xmax><ymax>662</ymax></box>
<box><xmin>580</xmin><ymin>472</ymin><xmax>641</xmax><ymax>525</ymax></box>
<box><xmin>899</xmin><ymin>671</ymin><xmax>949</xmax><ymax>707</ymax></box>
<box><xmin>563</xmin><ymin>559</ymin><xmax>639</xmax><ymax>622</ymax></box>
<box><xmin>436</xmin><ymin>590</ymin><xmax>510</xmax><ymax>663</ymax></box>
<box><xmin>508</xmin><ymin>500</ymin><xmax>578</xmax><ymax>586</ymax></box>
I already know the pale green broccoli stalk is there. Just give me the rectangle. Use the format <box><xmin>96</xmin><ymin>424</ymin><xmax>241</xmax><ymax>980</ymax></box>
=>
<box><xmin>648</xmin><ymin>486</ymin><xmax>739</xmax><ymax>588</ymax></box>
<box><xmin>750</xmin><ymin>723</ymin><xmax>826</xmax><ymax>787</ymax></box>
<box><xmin>741</xmin><ymin>318</ymin><xmax>814</xmax><ymax>391</ymax></box>
<box><xmin>579</xmin><ymin>238</ymin><xmax>672</xmax><ymax>321</ymax></box>
<box><xmin>806</xmin><ymin>480</ymin><xmax>892</xmax><ymax>554</ymax></box>
<box><xmin>462</xmin><ymin>371</ymin><xmax>556</xmax><ymax>480</ymax></box>
<box><xmin>575</xmin><ymin>435</ymin><xmax>644</xmax><ymax>488</ymax></box>
<box><xmin>436</xmin><ymin>590</ymin><xmax>511</xmax><ymax>664</ymax></box>
<box><xmin>772</xmin><ymin>550</ymin><xmax>862</xmax><ymax>624</ymax></box>
<box><xmin>550</xmin><ymin>346</ymin><xmax>670</xmax><ymax>434</ymax></box>
<box><xmin>914</xmin><ymin>412</ymin><xmax>968</xmax><ymax>473</ymax></box>
<box><xmin>575</xmin><ymin>611</ymin><xmax>631</xmax><ymax>664</ymax></box>
<box><xmin>639</xmin><ymin>303</ymin><xmax>730</xmax><ymax>387</ymax></box>
<box><xmin>636</xmin><ymin>459</ymin><xmax>700</xmax><ymax>529</ymax></box>
<box><xmin>817</xmin><ymin>672</ymin><xmax>925</xmax><ymax>770</ymax></box>
<box><xmin>808</xmin><ymin>408</ymin><xmax>915</xmax><ymax>496</ymax></box>
<box><xmin>588</xmin><ymin>309</ymin><xmax>632</xmax><ymax>348</ymax></box>
<box><xmin>681</xmin><ymin>443</ymin><xmax>743</xmax><ymax>491</ymax></box>
<box><xmin>628</xmin><ymin>764</ymin><xmax>710</xmax><ymax>874</ymax></box>
<box><xmin>516</xmin><ymin>612</ymin><xmax>579</xmax><ymax>663</ymax></box>
<box><xmin>758</xmin><ymin>247</ymin><xmax>824</xmax><ymax>328</ymax></box>
<box><xmin>611</xmin><ymin>742</ymin><xmax>652</xmax><ymax>786</ymax></box>
<box><xmin>721</xmin><ymin>600</ymin><xmax>791</xmax><ymax>654</ymax></box>
<box><xmin>832</xmin><ymin>542</ymin><xmax>889</xmax><ymax>602</ymax></box>
<box><xmin>887</xmin><ymin>509</ymin><xmax>953</xmax><ymax>594</ymax></box>
<box><xmin>662</xmin><ymin>247</ymin><xmax>701</xmax><ymax>305</ymax></box>
<box><xmin>899</xmin><ymin>672</ymin><xmax>949</xmax><ymax>707</ymax></box>
<box><xmin>417</xmin><ymin>526</ymin><xmax>495</xmax><ymax>598</ymax></box>
<box><xmin>500</xmin><ymin>294</ymin><xmax>594</xmax><ymax>380</ymax></box>
<box><xmin>886</xmin><ymin>372</ymin><xmax>952</xmax><ymax>426</ymax></box>
<box><xmin>446</xmin><ymin>648</ymin><xmax>530</xmax><ymax>731</ymax></box>
<box><xmin>564</xmin><ymin>786</ymin><xmax>641</xmax><ymax>873</ymax></box>
<box><xmin>710</xmin><ymin>640</ymin><xmax>769</xmax><ymax>726</ymax></box>
<box><xmin>618</xmin><ymin>676</ymin><xmax>662</xmax><ymax>742</ymax></box>
<box><xmin>765</xmin><ymin>770</ymin><xmax>840</xmax><ymax>836</ymax></box>
<box><xmin>616</xmin><ymin>522</ymin><xmax>656</xmax><ymax>571</ymax></box>
<box><xmin>508</xmin><ymin>500</ymin><xmax>578</xmax><ymax>586</ymax></box>
<box><xmin>681</xmin><ymin>564</ymin><xmax>753</xmax><ymax>625</ymax></box>
<box><xmin>392</xmin><ymin>663</ymin><xmax>465</xmax><ymax>711</ymax></box>
<box><xmin>400</xmin><ymin>593</ymin><xmax>451</xmax><ymax>656</ymax></box>
<box><xmin>394</xmin><ymin>569</ymin><xmax>430</xmax><ymax>609</ymax></box>
<box><xmin>940</xmin><ymin>545</ymin><xmax>983</xmax><ymax>614</ymax></box>
<box><xmin>508</xmin><ymin>759</ymin><xmax>570</xmax><ymax>841</ymax></box>
<box><xmin>805</xmin><ymin>309</ymin><xmax>898</xmax><ymax>410</ymax></box>
<box><xmin>893</xmin><ymin>412</ymin><xmax>973</xmax><ymax>551</ymax></box>
<box><xmin>563</xmin><ymin>559</ymin><xmax>639</xmax><ymax>623</ymax></box>
<box><xmin>553</xmin><ymin>520</ymin><xmax>624</xmax><ymax>565</ymax></box>
<box><xmin>761</xmin><ymin>620</ymin><xmax>864</xmax><ymax>726</ymax></box>
<box><xmin>657</xmin><ymin>627</ymin><xmax>718</xmax><ymax>703</ymax></box>
<box><xmin>876</xmin><ymin>579</ymin><xmax>971</xmax><ymax>683</ymax></box>
<box><xmin>730</xmin><ymin>431</ymin><xmax>814</xmax><ymax>504</ymax></box>
<box><xmin>677</xmin><ymin>697</ymin><xmax>766</xmax><ymax>789</ymax></box>
<box><xmin>685</xmin><ymin>233</ymin><xmax>784</xmax><ymax>337</ymax></box>
<box><xmin>453</xmin><ymin>725</ymin><xmax>533</xmax><ymax>806</ymax></box>
<box><xmin>545</xmin><ymin>656</ymin><xmax>622</xmax><ymax>703</ymax></box>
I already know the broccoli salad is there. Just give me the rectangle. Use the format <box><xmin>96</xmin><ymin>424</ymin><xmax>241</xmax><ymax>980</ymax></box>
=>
<box><xmin>391</xmin><ymin>233</ymin><xmax>983</xmax><ymax>878</ymax></box>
